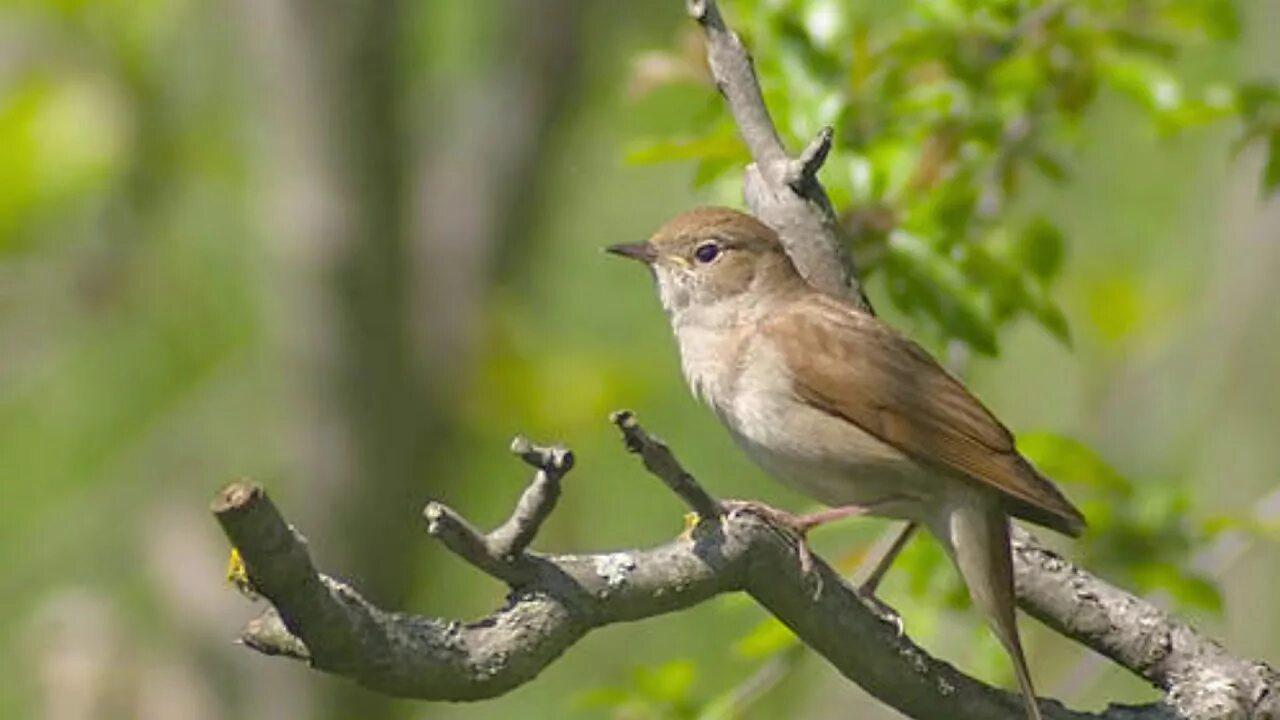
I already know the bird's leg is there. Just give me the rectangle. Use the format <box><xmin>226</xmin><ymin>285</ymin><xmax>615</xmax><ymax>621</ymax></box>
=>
<box><xmin>850</xmin><ymin>522</ymin><xmax>918</xmax><ymax>634</ymax></box>
<box><xmin>857</xmin><ymin>522</ymin><xmax>917</xmax><ymax>594</ymax></box>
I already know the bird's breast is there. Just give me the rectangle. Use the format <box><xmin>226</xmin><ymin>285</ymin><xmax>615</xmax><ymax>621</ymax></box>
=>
<box><xmin>716</xmin><ymin>334</ymin><xmax>938</xmax><ymax>516</ymax></box>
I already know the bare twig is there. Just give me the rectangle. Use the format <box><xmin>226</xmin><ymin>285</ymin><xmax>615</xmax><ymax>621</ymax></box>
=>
<box><xmin>611</xmin><ymin>409</ymin><xmax>722</xmax><ymax>520</ymax></box>
<box><xmin>489</xmin><ymin>436</ymin><xmax>573</xmax><ymax>558</ymax></box>
<box><xmin>423</xmin><ymin>502</ymin><xmax>532</xmax><ymax>585</ymax></box>
<box><xmin>685</xmin><ymin>0</ymin><xmax>867</xmax><ymax>310</ymax></box>
<box><xmin>785</xmin><ymin>126</ymin><xmax>835</xmax><ymax>191</ymax></box>
<box><xmin>420</xmin><ymin>435</ymin><xmax>574</xmax><ymax>586</ymax></box>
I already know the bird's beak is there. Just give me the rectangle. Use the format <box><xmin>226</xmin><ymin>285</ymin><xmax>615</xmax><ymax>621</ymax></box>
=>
<box><xmin>605</xmin><ymin>241</ymin><xmax>657</xmax><ymax>264</ymax></box>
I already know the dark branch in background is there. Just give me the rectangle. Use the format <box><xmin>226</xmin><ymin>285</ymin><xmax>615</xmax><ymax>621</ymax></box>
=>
<box><xmin>212</xmin><ymin>2</ymin><xmax>1280</xmax><ymax>719</ymax></box>
<box><xmin>214</xmin><ymin>412</ymin><xmax>1278</xmax><ymax>719</ymax></box>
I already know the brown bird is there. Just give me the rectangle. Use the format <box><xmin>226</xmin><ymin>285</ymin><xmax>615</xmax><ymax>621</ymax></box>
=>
<box><xmin>608</xmin><ymin>206</ymin><xmax>1084</xmax><ymax>720</ymax></box>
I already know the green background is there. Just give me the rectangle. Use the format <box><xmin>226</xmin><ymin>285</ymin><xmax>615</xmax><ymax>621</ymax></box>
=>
<box><xmin>0</xmin><ymin>1</ymin><xmax>1277</xmax><ymax>719</ymax></box>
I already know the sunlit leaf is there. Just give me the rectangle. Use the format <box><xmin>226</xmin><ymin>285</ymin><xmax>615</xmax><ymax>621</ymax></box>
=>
<box><xmin>1100</xmin><ymin>56</ymin><xmax>1184</xmax><ymax>116</ymax></box>
<box><xmin>734</xmin><ymin>617</ymin><xmax>798</xmax><ymax>659</ymax></box>
<box><xmin>1133</xmin><ymin>564</ymin><xmax>1223</xmax><ymax>613</ymax></box>
<box><xmin>1017</xmin><ymin>432</ymin><xmax>1131</xmax><ymax>494</ymax></box>
<box><xmin>625</xmin><ymin>136</ymin><xmax>748</xmax><ymax>166</ymax></box>
<box><xmin>888</xmin><ymin>230</ymin><xmax>998</xmax><ymax>355</ymax></box>
<box><xmin>634</xmin><ymin>659</ymin><xmax>698</xmax><ymax>705</ymax></box>
<box><xmin>1265</xmin><ymin>130</ymin><xmax>1280</xmax><ymax>195</ymax></box>
<box><xmin>0</xmin><ymin>74</ymin><xmax>127</xmax><ymax>253</ymax></box>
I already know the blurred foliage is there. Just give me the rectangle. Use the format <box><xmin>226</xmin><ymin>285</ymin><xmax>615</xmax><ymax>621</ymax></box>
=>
<box><xmin>576</xmin><ymin>660</ymin><xmax>703</xmax><ymax>720</ymax></box>
<box><xmin>630</xmin><ymin>0</ymin><xmax>1280</xmax><ymax>356</ymax></box>
<box><xmin>1020</xmin><ymin>431</ymin><xmax>1225</xmax><ymax>612</ymax></box>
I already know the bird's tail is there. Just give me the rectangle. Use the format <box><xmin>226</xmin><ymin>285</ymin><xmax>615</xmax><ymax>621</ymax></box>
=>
<box><xmin>936</xmin><ymin>492</ymin><xmax>1043</xmax><ymax>720</ymax></box>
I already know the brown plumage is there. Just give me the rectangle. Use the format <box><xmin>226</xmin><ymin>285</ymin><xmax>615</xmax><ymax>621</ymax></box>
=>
<box><xmin>766</xmin><ymin>294</ymin><xmax>1086</xmax><ymax>537</ymax></box>
<box><xmin>609</xmin><ymin>206</ymin><xmax>1086</xmax><ymax>720</ymax></box>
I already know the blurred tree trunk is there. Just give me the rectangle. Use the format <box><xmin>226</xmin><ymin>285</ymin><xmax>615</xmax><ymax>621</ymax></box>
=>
<box><xmin>236</xmin><ymin>2</ymin><xmax>420</xmax><ymax>718</ymax></box>
<box><xmin>411</xmin><ymin>0</ymin><xmax>586</xmax><ymax>385</ymax></box>
<box><xmin>234</xmin><ymin>1</ymin><xmax>584</xmax><ymax>718</ymax></box>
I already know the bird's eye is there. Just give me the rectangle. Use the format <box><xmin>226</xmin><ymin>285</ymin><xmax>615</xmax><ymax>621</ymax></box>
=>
<box><xmin>693</xmin><ymin>242</ymin><xmax>720</xmax><ymax>264</ymax></box>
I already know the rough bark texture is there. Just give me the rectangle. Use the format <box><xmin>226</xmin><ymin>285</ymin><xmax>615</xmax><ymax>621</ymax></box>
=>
<box><xmin>684</xmin><ymin>0</ymin><xmax>867</xmax><ymax>309</ymax></box>
<box><xmin>213</xmin><ymin>412</ymin><xmax>1279</xmax><ymax>719</ymax></box>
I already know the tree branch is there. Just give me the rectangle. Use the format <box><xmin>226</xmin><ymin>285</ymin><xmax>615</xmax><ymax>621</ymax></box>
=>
<box><xmin>685</xmin><ymin>0</ymin><xmax>867</xmax><ymax>309</ymax></box>
<box><xmin>1013</xmin><ymin>529</ymin><xmax>1280</xmax><ymax>719</ymax></box>
<box><xmin>213</xmin><ymin>412</ymin><xmax>1276</xmax><ymax>719</ymax></box>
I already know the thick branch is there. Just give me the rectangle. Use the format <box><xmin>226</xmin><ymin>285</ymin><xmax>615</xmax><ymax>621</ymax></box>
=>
<box><xmin>213</xmin><ymin>413</ymin><xmax>1276</xmax><ymax>720</ymax></box>
<box><xmin>1013</xmin><ymin>529</ymin><xmax>1280</xmax><ymax>719</ymax></box>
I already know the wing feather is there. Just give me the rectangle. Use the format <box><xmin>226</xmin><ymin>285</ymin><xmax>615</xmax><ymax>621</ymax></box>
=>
<box><xmin>766</xmin><ymin>294</ymin><xmax>1085</xmax><ymax>536</ymax></box>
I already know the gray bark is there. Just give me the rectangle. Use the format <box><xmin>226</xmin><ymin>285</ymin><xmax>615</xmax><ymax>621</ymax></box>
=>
<box><xmin>213</xmin><ymin>411</ymin><xmax>1279</xmax><ymax>719</ymax></box>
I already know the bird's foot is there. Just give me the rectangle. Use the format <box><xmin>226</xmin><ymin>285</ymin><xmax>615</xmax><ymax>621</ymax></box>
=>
<box><xmin>723</xmin><ymin>499</ymin><xmax>872</xmax><ymax>571</ymax></box>
<box><xmin>721</xmin><ymin>500</ymin><xmax>907</xmax><ymax>630</ymax></box>
<box><xmin>721</xmin><ymin>499</ymin><xmax>822</xmax><ymax>574</ymax></box>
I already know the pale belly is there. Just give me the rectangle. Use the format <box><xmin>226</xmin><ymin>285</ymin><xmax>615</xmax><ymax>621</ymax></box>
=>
<box><xmin>718</xmin><ymin>386</ymin><xmax>940</xmax><ymax>522</ymax></box>
<box><xmin>674</xmin><ymin>311</ymin><xmax>940</xmax><ymax>521</ymax></box>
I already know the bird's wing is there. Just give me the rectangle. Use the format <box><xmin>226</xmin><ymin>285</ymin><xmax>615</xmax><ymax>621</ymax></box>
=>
<box><xmin>765</xmin><ymin>294</ymin><xmax>1085</xmax><ymax>536</ymax></box>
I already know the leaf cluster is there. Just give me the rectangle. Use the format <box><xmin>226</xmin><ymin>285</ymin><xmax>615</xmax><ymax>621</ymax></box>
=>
<box><xmin>630</xmin><ymin>0</ymin><xmax>1278</xmax><ymax>354</ymax></box>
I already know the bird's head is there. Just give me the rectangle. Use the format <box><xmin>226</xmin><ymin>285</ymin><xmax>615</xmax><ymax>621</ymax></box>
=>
<box><xmin>607</xmin><ymin>207</ymin><xmax>802</xmax><ymax>317</ymax></box>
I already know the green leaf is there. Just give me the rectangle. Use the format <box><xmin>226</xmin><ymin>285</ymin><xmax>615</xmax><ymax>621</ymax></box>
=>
<box><xmin>1101</xmin><ymin>56</ymin><xmax>1184</xmax><ymax>116</ymax></box>
<box><xmin>1027</xmin><ymin>293</ymin><xmax>1072</xmax><ymax>346</ymax></box>
<box><xmin>1016</xmin><ymin>217</ymin><xmax>1065</xmax><ymax>281</ymax></box>
<box><xmin>734</xmin><ymin>617</ymin><xmax>798</xmax><ymax>659</ymax></box>
<box><xmin>1016</xmin><ymin>432</ymin><xmax>1131</xmax><ymax>494</ymax></box>
<box><xmin>0</xmin><ymin>74</ymin><xmax>125</xmax><ymax>254</ymax></box>
<box><xmin>633</xmin><ymin>659</ymin><xmax>697</xmax><ymax>705</ymax></box>
<box><xmin>1265</xmin><ymin>130</ymin><xmax>1280</xmax><ymax>196</ymax></box>
<box><xmin>1109</xmin><ymin>29</ymin><xmax>1179</xmax><ymax>60</ymax></box>
<box><xmin>1237</xmin><ymin>80</ymin><xmax>1280</xmax><ymax>119</ymax></box>
<box><xmin>1030</xmin><ymin>150</ymin><xmax>1069</xmax><ymax>184</ymax></box>
<box><xmin>1163</xmin><ymin>0</ymin><xmax>1241</xmax><ymax>41</ymax></box>
<box><xmin>625</xmin><ymin>135</ymin><xmax>747</xmax><ymax>166</ymax></box>
<box><xmin>888</xmin><ymin>231</ymin><xmax>999</xmax><ymax>355</ymax></box>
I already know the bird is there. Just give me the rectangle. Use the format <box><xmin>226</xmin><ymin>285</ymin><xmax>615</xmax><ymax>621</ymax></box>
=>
<box><xmin>606</xmin><ymin>206</ymin><xmax>1085</xmax><ymax>720</ymax></box>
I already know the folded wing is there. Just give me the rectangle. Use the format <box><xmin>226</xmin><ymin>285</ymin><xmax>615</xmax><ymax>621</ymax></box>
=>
<box><xmin>765</xmin><ymin>294</ymin><xmax>1086</xmax><ymax>537</ymax></box>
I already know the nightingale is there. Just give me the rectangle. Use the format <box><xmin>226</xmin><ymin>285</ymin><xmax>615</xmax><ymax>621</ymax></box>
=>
<box><xmin>607</xmin><ymin>206</ymin><xmax>1085</xmax><ymax>720</ymax></box>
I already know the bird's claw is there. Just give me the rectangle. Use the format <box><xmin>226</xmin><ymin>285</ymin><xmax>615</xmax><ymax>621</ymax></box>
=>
<box><xmin>721</xmin><ymin>499</ymin><xmax>827</xmax><ymax>596</ymax></box>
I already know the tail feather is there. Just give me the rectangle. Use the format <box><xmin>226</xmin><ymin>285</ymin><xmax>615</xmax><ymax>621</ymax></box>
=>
<box><xmin>934</xmin><ymin>492</ymin><xmax>1043</xmax><ymax>720</ymax></box>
